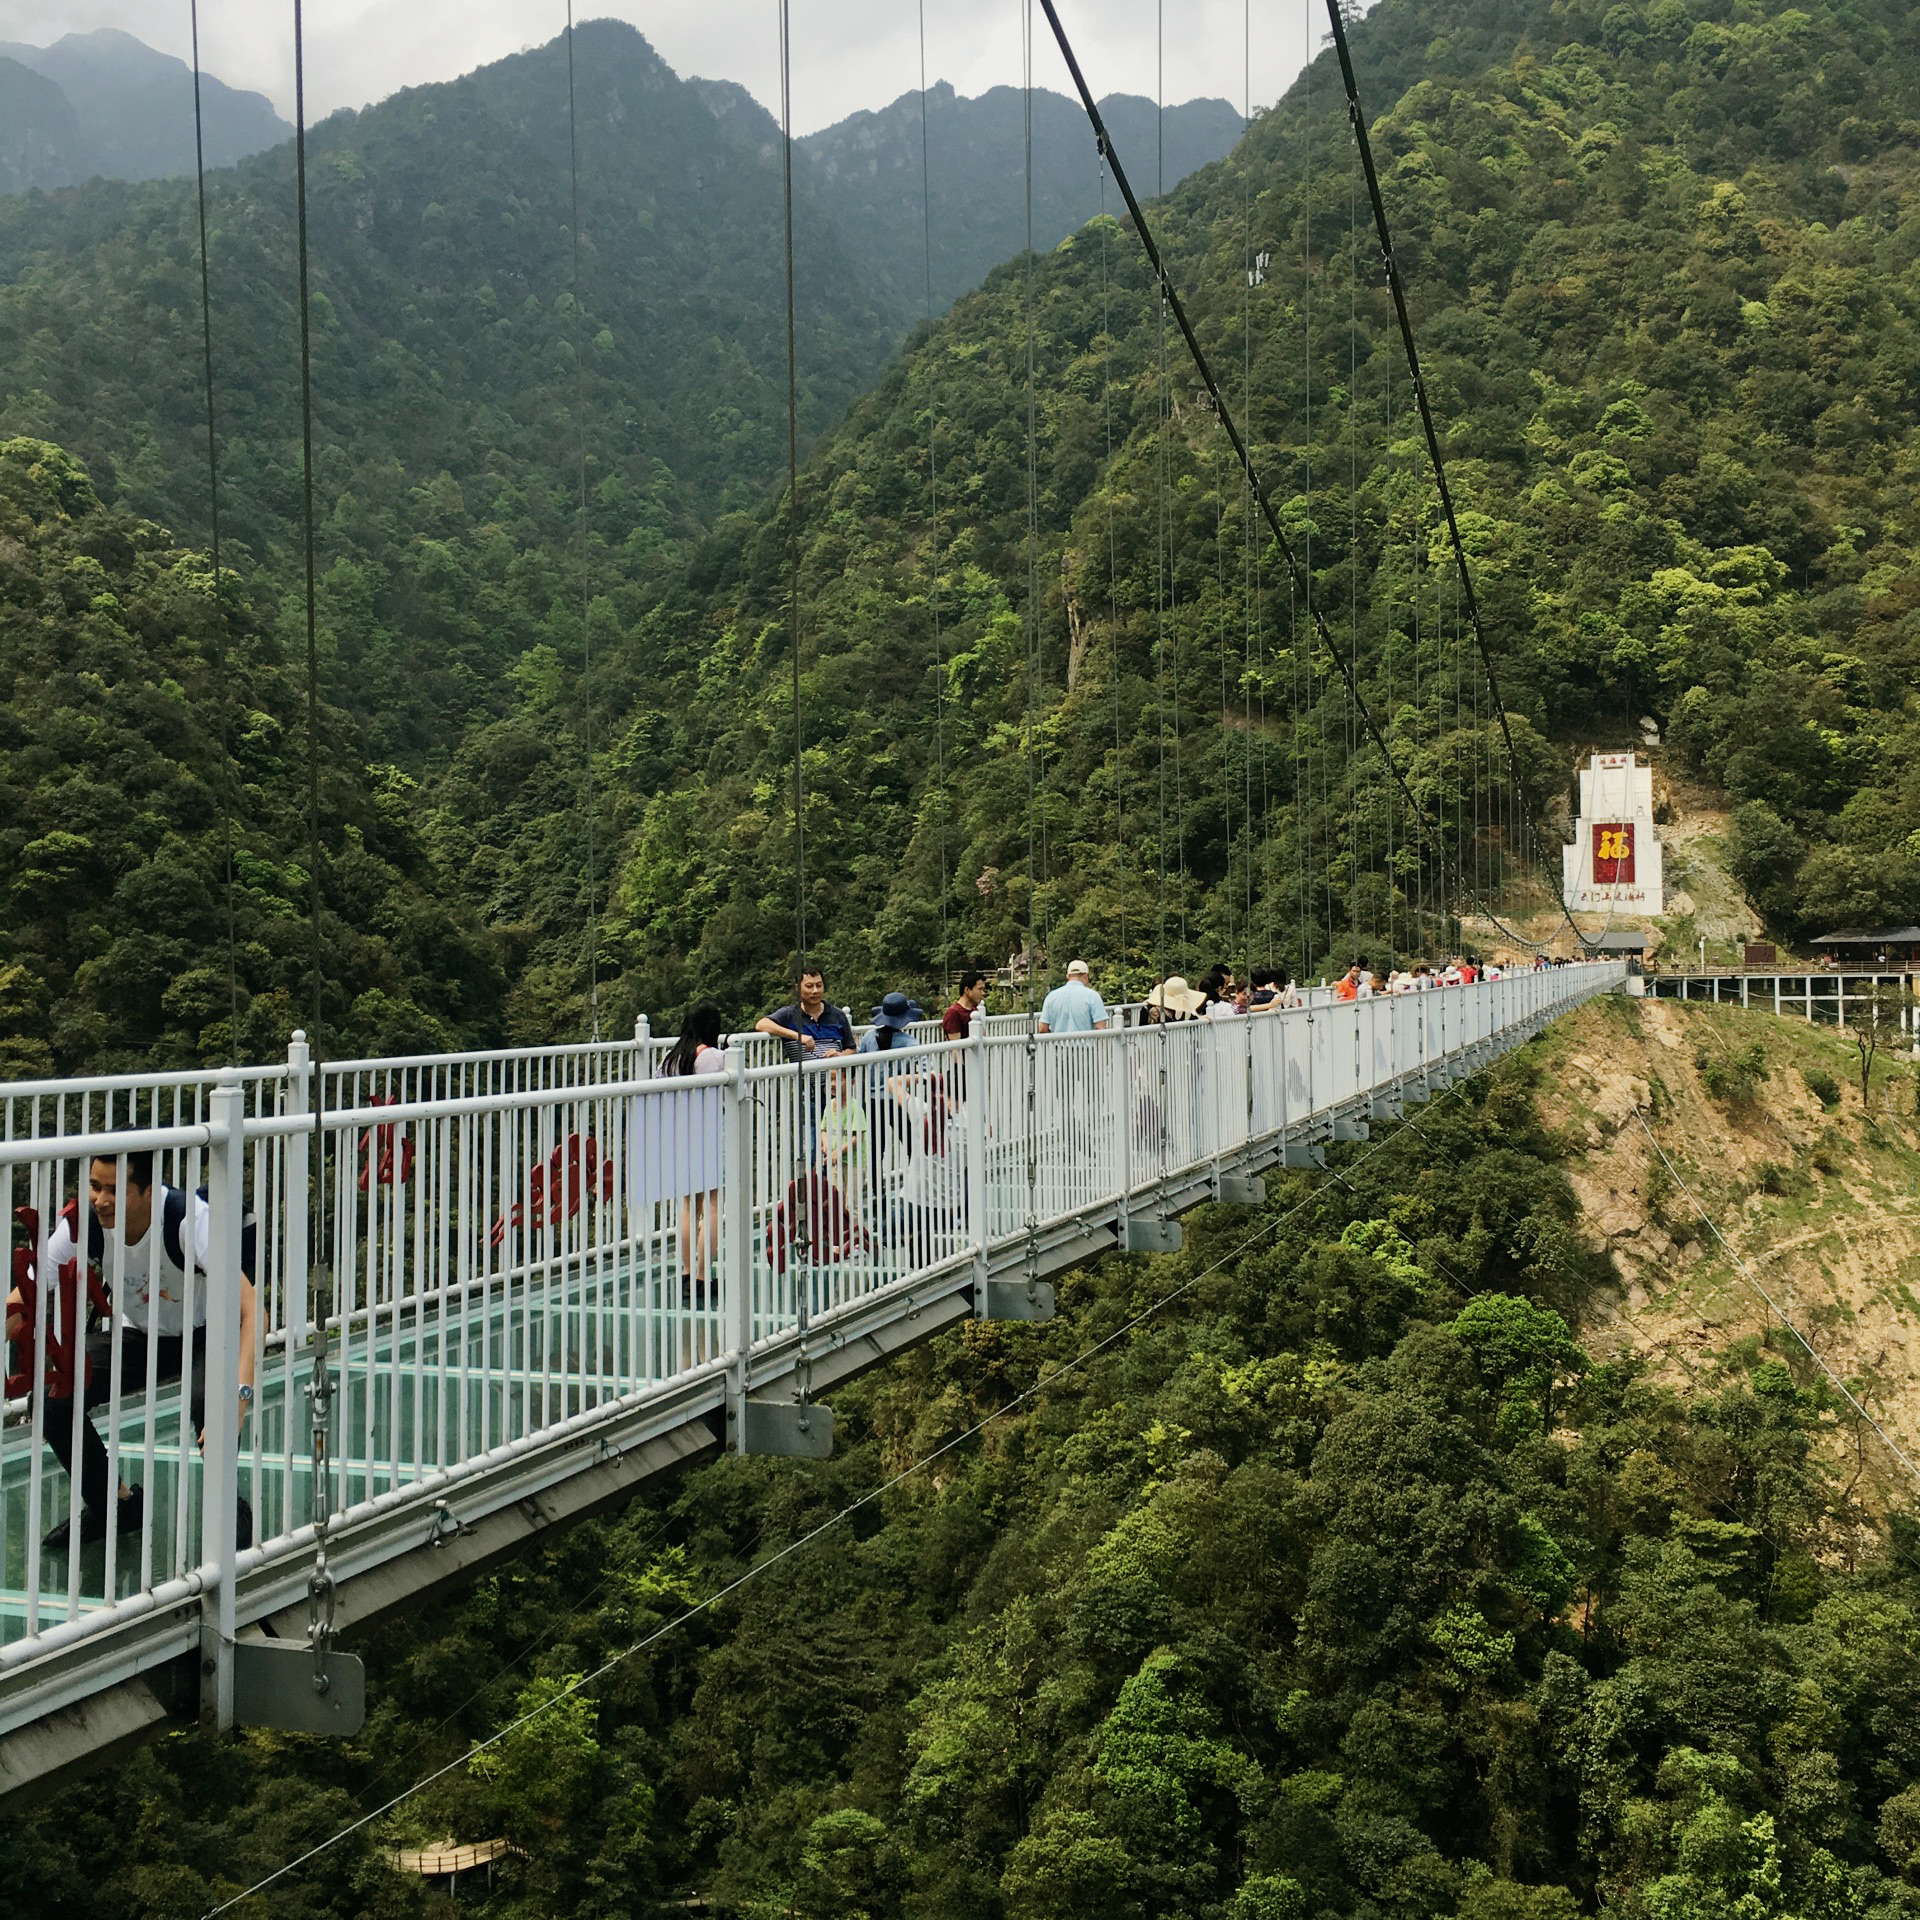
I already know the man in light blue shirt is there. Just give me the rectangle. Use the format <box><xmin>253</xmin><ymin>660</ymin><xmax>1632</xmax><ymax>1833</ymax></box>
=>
<box><xmin>1037</xmin><ymin>959</ymin><xmax>1109</xmax><ymax>1033</ymax></box>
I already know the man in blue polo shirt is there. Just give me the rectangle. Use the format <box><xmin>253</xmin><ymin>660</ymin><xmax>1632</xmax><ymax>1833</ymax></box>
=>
<box><xmin>1037</xmin><ymin>959</ymin><xmax>1109</xmax><ymax>1033</ymax></box>
<box><xmin>756</xmin><ymin>966</ymin><xmax>857</xmax><ymax>1062</ymax></box>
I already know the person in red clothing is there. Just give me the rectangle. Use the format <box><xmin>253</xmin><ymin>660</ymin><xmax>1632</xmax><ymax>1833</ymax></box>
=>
<box><xmin>942</xmin><ymin>969</ymin><xmax>987</xmax><ymax>1039</ymax></box>
<box><xmin>1333</xmin><ymin>962</ymin><xmax>1364</xmax><ymax>1002</ymax></box>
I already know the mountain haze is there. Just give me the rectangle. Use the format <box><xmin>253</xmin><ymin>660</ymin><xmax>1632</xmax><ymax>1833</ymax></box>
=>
<box><xmin>0</xmin><ymin>56</ymin><xmax>78</xmax><ymax>198</ymax></box>
<box><xmin>0</xmin><ymin>28</ymin><xmax>289</xmax><ymax>189</ymax></box>
<box><xmin>795</xmin><ymin>82</ymin><xmax>1245</xmax><ymax>316</ymax></box>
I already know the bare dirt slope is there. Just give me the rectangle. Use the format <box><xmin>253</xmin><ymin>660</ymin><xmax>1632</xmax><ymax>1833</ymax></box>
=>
<box><xmin>1648</xmin><ymin>768</ymin><xmax>1765</xmax><ymax>960</ymax></box>
<box><xmin>1531</xmin><ymin>993</ymin><xmax>1920</xmax><ymax>1506</ymax></box>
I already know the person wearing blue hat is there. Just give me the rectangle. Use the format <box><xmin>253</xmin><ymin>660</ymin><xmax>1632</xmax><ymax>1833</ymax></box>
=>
<box><xmin>858</xmin><ymin>991</ymin><xmax>925</xmax><ymax>1048</ymax></box>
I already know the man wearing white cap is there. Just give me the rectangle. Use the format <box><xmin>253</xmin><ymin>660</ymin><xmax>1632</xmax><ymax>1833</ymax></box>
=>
<box><xmin>1037</xmin><ymin>959</ymin><xmax>1109</xmax><ymax>1033</ymax></box>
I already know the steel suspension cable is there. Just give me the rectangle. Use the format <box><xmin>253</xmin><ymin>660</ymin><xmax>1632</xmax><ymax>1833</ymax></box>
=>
<box><xmin>292</xmin><ymin>0</ymin><xmax>326</xmax><ymax>1182</ymax></box>
<box><xmin>780</xmin><ymin>0</ymin><xmax>805</xmax><ymax>974</ymax></box>
<box><xmin>289</xmin><ymin>0</ymin><xmax>341</xmax><ymax>1664</ymax></box>
<box><xmin>1100</xmin><ymin>156</ymin><xmax>1127</xmax><ymax>981</ymax></box>
<box><xmin>566</xmin><ymin>2</ymin><xmax>600</xmax><ymax>1038</ymax></box>
<box><xmin>1022</xmin><ymin>0</ymin><xmax>1041</xmax><ymax>1283</ymax></box>
<box><xmin>919</xmin><ymin>0</ymin><xmax>950</xmax><ymax>995</ymax></box>
<box><xmin>1317</xmin><ymin>0</ymin><xmax>1577</xmax><ymax>943</ymax></box>
<box><xmin>1241</xmin><ymin>0</ymin><xmax>1257</xmax><ymax>983</ymax></box>
<box><xmin>189</xmin><ymin>0</ymin><xmax>240</xmax><ymax>1055</ymax></box>
<box><xmin>1043</xmin><ymin>7</ymin><xmax>1453</xmax><ymax>934</ymax></box>
<box><xmin>778</xmin><ymin>0</ymin><xmax>810</xmax><ymax>1282</ymax></box>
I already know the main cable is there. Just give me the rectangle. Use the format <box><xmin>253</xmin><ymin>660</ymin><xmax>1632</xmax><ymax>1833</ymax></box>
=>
<box><xmin>1317</xmin><ymin>0</ymin><xmax>1577</xmax><ymax>945</ymax></box>
<box><xmin>1034</xmin><ymin>0</ymin><xmax>1457</xmax><ymax>926</ymax></box>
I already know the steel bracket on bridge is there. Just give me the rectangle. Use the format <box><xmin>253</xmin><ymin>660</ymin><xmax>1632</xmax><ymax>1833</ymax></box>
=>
<box><xmin>1369</xmin><ymin>1094</ymin><xmax>1403</xmax><ymax>1122</ymax></box>
<box><xmin>230</xmin><ymin>1640</ymin><xmax>367</xmax><ymax>1737</ymax></box>
<box><xmin>1122</xmin><ymin>1215</ymin><xmax>1183</xmax><ymax>1254</ymax></box>
<box><xmin>1213</xmin><ymin>1172</ymin><xmax>1266</xmax><ymax>1207</ymax></box>
<box><xmin>1281</xmin><ymin>1139</ymin><xmax>1326</xmax><ymax>1170</ymax></box>
<box><xmin>737</xmin><ymin>1399</ymin><xmax>836</xmax><ymax>1459</ymax></box>
<box><xmin>984</xmin><ymin>1278</ymin><xmax>1056</xmax><ymax>1321</ymax></box>
<box><xmin>1330</xmin><ymin>1114</ymin><xmax>1370</xmax><ymax>1143</ymax></box>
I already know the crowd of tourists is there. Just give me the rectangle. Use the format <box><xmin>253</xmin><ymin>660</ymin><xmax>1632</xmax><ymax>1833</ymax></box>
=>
<box><xmin>633</xmin><ymin>947</ymin><xmax>1576</xmax><ymax>1291</ymax></box>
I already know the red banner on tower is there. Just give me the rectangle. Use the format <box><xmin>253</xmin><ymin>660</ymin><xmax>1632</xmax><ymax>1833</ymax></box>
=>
<box><xmin>1592</xmin><ymin>821</ymin><xmax>1635</xmax><ymax>885</ymax></box>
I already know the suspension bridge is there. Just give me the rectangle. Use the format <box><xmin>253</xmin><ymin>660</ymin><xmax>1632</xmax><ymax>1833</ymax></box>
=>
<box><xmin>0</xmin><ymin>966</ymin><xmax>1621</xmax><ymax>1798</ymax></box>
<box><xmin>0</xmin><ymin>0</ymin><xmax>1689</xmax><ymax>1846</ymax></box>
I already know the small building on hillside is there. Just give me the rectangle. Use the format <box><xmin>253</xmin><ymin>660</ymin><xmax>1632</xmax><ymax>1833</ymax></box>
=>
<box><xmin>1811</xmin><ymin>927</ymin><xmax>1920</xmax><ymax>968</ymax></box>
<box><xmin>1562</xmin><ymin>751</ymin><xmax>1663</xmax><ymax>913</ymax></box>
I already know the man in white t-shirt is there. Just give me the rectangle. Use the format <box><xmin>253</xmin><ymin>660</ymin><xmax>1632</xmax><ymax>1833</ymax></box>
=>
<box><xmin>8</xmin><ymin>1147</ymin><xmax>257</xmax><ymax>1551</ymax></box>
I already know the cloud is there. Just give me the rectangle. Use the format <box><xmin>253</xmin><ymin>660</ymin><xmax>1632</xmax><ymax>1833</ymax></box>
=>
<box><xmin>0</xmin><ymin>0</ymin><xmax>1318</xmax><ymax>133</ymax></box>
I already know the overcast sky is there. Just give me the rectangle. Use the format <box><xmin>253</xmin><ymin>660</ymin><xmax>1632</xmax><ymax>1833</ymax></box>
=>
<box><xmin>0</xmin><ymin>0</ymin><xmax>1323</xmax><ymax>135</ymax></box>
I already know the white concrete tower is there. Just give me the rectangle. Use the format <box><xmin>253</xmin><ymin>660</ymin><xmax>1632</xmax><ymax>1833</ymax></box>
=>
<box><xmin>1562</xmin><ymin>752</ymin><xmax>1663</xmax><ymax>913</ymax></box>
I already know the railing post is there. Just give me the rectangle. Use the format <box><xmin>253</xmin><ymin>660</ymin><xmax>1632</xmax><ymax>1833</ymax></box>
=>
<box><xmin>723</xmin><ymin>1045</ymin><xmax>753</xmax><ymax>1445</ymax></box>
<box><xmin>967</xmin><ymin>1006</ymin><xmax>990</xmax><ymax>1315</ymax></box>
<box><xmin>199</xmin><ymin>1070</ymin><xmax>246</xmax><ymax>1733</ymax></box>
<box><xmin>286</xmin><ymin>1030</ymin><xmax>311</xmax><ymax>1353</ymax></box>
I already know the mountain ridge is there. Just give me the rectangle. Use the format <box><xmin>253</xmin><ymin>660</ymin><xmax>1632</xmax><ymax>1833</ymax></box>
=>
<box><xmin>0</xmin><ymin>27</ymin><xmax>289</xmax><ymax>190</ymax></box>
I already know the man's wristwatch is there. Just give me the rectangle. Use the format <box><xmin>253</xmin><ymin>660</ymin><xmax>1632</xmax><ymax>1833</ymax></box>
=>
<box><xmin>238</xmin><ymin>1385</ymin><xmax>254</xmax><ymax>1405</ymax></box>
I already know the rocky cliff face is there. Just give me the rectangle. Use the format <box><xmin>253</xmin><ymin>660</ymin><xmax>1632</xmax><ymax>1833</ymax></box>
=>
<box><xmin>1534</xmin><ymin>993</ymin><xmax>1920</xmax><ymax>1521</ymax></box>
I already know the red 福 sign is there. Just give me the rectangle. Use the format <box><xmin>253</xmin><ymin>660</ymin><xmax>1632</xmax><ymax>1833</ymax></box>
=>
<box><xmin>1592</xmin><ymin>821</ymin><xmax>1635</xmax><ymax>884</ymax></box>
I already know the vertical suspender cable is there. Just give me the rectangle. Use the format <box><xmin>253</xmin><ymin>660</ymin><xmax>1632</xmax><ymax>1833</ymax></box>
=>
<box><xmin>1035</xmin><ymin>0</ymin><xmax>1462</xmax><ymax>937</ymax></box>
<box><xmin>293</xmin><ymin>0</ymin><xmax>325</xmax><ymax>1154</ymax></box>
<box><xmin>566</xmin><ymin>3</ymin><xmax>600</xmax><ymax>1038</ymax></box>
<box><xmin>1100</xmin><ymin>155</ymin><xmax>1126</xmax><ymax>980</ymax></box>
<box><xmin>1159</xmin><ymin>5</ymin><xmax>1189</xmax><ymax>966</ymax></box>
<box><xmin>189</xmin><ymin>0</ymin><xmax>240</xmax><ymax>1055</ymax></box>
<box><xmin>1021</xmin><ymin>0</ymin><xmax>1041</xmax><ymax>1284</ymax></box>
<box><xmin>1348</xmin><ymin>128</ymin><xmax>1361</xmax><ymax>963</ymax></box>
<box><xmin>779</xmin><ymin>0</ymin><xmax>805</xmax><ymax>970</ymax></box>
<box><xmin>291</xmin><ymin>0</ymin><xmax>338</xmax><ymax>1657</ymax></box>
<box><xmin>1153</xmin><ymin>3</ymin><xmax>1170</xmax><ymax>989</ymax></box>
<box><xmin>1302</xmin><ymin>7</ymin><xmax>1317</xmax><ymax>973</ymax></box>
<box><xmin>1242</xmin><ymin>0</ymin><xmax>1256</xmax><ymax>982</ymax></box>
<box><xmin>1318</xmin><ymin>0</ymin><xmax>1571</xmax><ymax>947</ymax></box>
<box><xmin>919</xmin><ymin>0</ymin><xmax>950</xmax><ymax>995</ymax></box>
<box><xmin>778</xmin><ymin>0</ymin><xmax>810</xmax><ymax>1284</ymax></box>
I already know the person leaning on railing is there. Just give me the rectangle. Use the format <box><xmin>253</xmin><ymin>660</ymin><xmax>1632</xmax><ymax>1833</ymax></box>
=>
<box><xmin>755</xmin><ymin>965</ymin><xmax>856</xmax><ymax>1062</ymax></box>
<box><xmin>7</xmin><ymin>1145</ymin><xmax>256</xmax><ymax>1553</ymax></box>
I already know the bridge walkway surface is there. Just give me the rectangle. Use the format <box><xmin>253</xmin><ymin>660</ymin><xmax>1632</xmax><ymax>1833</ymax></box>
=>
<box><xmin>0</xmin><ymin>963</ymin><xmax>1622</xmax><ymax>1796</ymax></box>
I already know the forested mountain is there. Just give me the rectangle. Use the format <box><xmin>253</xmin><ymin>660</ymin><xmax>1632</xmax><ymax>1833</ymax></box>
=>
<box><xmin>0</xmin><ymin>29</ymin><xmax>288</xmax><ymax>189</ymax></box>
<box><xmin>0</xmin><ymin>19</ymin><xmax>896</xmax><ymax>765</ymax></box>
<box><xmin>8</xmin><ymin>1034</ymin><xmax>1920</xmax><ymax>1919</ymax></box>
<box><xmin>564</xmin><ymin>0</ymin><xmax>1920</xmax><ymax>1034</ymax></box>
<box><xmin>795</xmin><ymin>83</ymin><xmax>1245</xmax><ymax>315</ymax></box>
<box><xmin>0</xmin><ymin>437</ymin><xmax>501</xmax><ymax>1074</ymax></box>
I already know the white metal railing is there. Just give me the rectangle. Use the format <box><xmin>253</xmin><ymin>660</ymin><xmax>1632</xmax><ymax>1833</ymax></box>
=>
<box><xmin>0</xmin><ymin>962</ymin><xmax>1621</xmax><ymax>1734</ymax></box>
